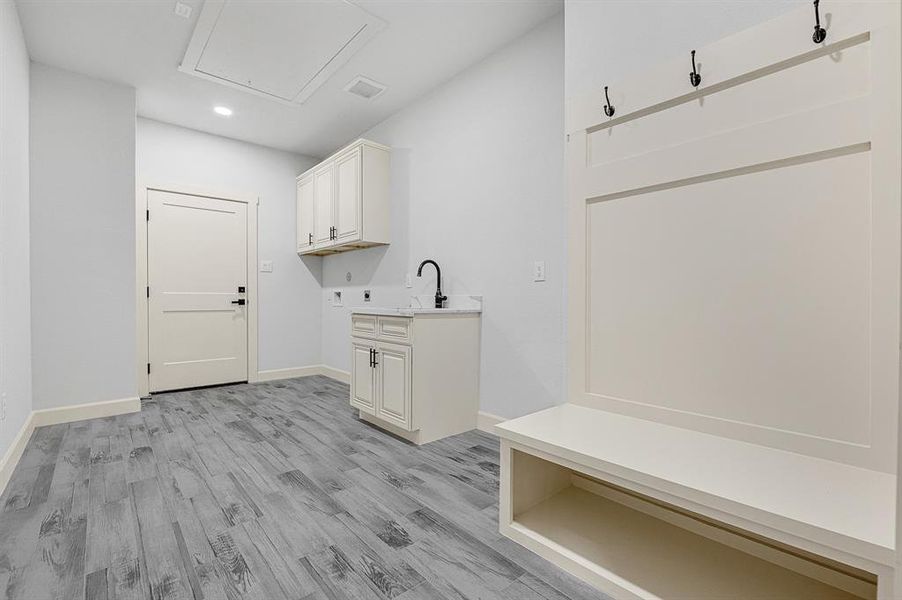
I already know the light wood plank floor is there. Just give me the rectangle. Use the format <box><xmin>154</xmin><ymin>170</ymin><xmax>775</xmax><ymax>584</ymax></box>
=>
<box><xmin>0</xmin><ymin>375</ymin><xmax>607</xmax><ymax>600</ymax></box>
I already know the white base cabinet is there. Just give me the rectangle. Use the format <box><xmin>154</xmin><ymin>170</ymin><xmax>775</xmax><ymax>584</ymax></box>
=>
<box><xmin>350</xmin><ymin>310</ymin><xmax>481</xmax><ymax>445</ymax></box>
<box><xmin>296</xmin><ymin>139</ymin><xmax>390</xmax><ymax>256</ymax></box>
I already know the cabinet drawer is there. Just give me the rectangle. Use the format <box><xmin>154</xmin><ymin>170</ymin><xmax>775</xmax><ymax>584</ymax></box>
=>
<box><xmin>351</xmin><ymin>315</ymin><xmax>377</xmax><ymax>338</ymax></box>
<box><xmin>377</xmin><ymin>316</ymin><xmax>411</xmax><ymax>343</ymax></box>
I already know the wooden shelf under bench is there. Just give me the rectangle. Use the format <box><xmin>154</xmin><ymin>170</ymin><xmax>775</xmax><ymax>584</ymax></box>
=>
<box><xmin>496</xmin><ymin>404</ymin><xmax>896</xmax><ymax>599</ymax></box>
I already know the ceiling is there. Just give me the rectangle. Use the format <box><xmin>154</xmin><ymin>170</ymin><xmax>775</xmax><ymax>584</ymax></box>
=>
<box><xmin>16</xmin><ymin>0</ymin><xmax>561</xmax><ymax>158</ymax></box>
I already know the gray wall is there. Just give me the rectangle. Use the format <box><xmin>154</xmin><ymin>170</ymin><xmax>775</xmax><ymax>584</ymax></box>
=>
<box><xmin>0</xmin><ymin>1</ymin><xmax>32</xmax><ymax>456</ymax></box>
<box><xmin>320</xmin><ymin>15</ymin><xmax>566</xmax><ymax>419</ymax></box>
<box><xmin>136</xmin><ymin>118</ymin><xmax>322</xmax><ymax>372</ymax></box>
<box><xmin>30</xmin><ymin>63</ymin><xmax>137</xmax><ymax>409</ymax></box>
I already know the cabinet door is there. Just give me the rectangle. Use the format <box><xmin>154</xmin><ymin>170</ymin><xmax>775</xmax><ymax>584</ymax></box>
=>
<box><xmin>375</xmin><ymin>341</ymin><xmax>412</xmax><ymax>430</ymax></box>
<box><xmin>334</xmin><ymin>147</ymin><xmax>361</xmax><ymax>242</ymax></box>
<box><xmin>296</xmin><ymin>175</ymin><xmax>314</xmax><ymax>251</ymax></box>
<box><xmin>313</xmin><ymin>165</ymin><xmax>334</xmax><ymax>246</ymax></box>
<box><xmin>350</xmin><ymin>339</ymin><xmax>375</xmax><ymax>414</ymax></box>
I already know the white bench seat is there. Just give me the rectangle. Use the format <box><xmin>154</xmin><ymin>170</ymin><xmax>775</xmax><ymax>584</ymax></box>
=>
<box><xmin>496</xmin><ymin>403</ymin><xmax>896</xmax><ymax>576</ymax></box>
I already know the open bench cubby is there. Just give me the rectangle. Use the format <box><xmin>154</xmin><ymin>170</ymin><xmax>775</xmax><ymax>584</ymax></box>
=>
<box><xmin>501</xmin><ymin>446</ymin><xmax>878</xmax><ymax>600</ymax></box>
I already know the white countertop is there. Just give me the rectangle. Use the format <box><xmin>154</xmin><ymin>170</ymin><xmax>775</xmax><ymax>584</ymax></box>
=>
<box><xmin>350</xmin><ymin>295</ymin><xmax>482</xmax><ymax>316</ymax></box>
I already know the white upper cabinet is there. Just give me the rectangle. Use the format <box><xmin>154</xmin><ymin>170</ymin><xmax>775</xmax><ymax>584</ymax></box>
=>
<box><xmin>335</xmin><ymin>147</ymin><xmax>361</xmax><ymax>242</ymax></box>
<box><xmin>296</xmin><ymin>175</ymin><xmax>314</xmax><ymax>251</ymax></box>
<box><xmin>313</xmin><ymin>164</ymin><xmax>334</xmax><ymax>246</ymax></box>
<box><xmin>296</xmin><ymin>139</ymin><xmax>390</xmax><ymax>256</ymax></box>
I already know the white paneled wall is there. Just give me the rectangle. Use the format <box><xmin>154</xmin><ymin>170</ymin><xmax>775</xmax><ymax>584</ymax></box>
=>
<box><xmin>320</xmin><ymin>15</ymin><xmax>565</xmax><ymax>420</ymax></box>
<box><xmin>565</xmin><ymin>0</ymin><xmax>805</xmax><ymax>99</ymax></box>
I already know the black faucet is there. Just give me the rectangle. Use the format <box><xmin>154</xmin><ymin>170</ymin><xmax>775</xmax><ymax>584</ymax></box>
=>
<box><xmin>417</xmin><ymin>259</ymin><xmax>447</xmax><ymax>308</ymax></box>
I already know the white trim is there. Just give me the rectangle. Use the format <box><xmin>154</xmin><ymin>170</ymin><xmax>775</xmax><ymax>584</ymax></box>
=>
<box><xmin>477</xmin><ymin>410</ymin><xmax>506</xmax><ymax>434</ymax></box>
<box><xmin>256</xmin><ymin>365</ymin><xmax>351</xmax><ymax>384</ymax></box>
<box><xmin>0</xmin><ymin>413</ymin><xmax>36</xmax><ymax>498</ymax></box>
<box><xmin>319</xmin><ymin>365</ymin><xmax>350</xmax><ymax>384</ymax></box>
<box><xmin>31</xmin><ymin>397</ymin><xmax>141</xmax><ymax>427</ymax></box>
<box><xmin>136</xmin><ymin>181</ymin><xmax>260</xmax><ymax>396</ymax></box>
<box><xmin>0</xmin><ymin>396</ymin><xmax>141</xmax><ymax>497</ymax></box>
<box><xmin>256</xmin><ymin>366</ymin><xmax>322</xmax><ymax>382</ymax></box>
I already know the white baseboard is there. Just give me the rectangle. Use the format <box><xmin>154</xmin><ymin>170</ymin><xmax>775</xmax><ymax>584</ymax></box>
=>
<box><xmin>256</xmin><ymin>366</ymin><xmax>322</xmax><ymax>382</ymax></box>
<box><xmin>32</xmin><ymin>396</ymin><xmax>142</xmax><ymax>427</ymax></box>
<box><xmin>0</xmin><ymin>395</ymin><xmax>141</xmax><ymax>498</ymax></box>
<box><xmin>318</xmin><ymin>365</ymin><xmax>350</xmax><ymax>384</ymax></box>
<box><xmin>477</xmin><ymin>410</ymin><xmax>506</xmax><ymax>434</ymax></box>
<box><xmin>256</xmin><ymin>365</ymin><xmax>350</xmax><ymax>385</ymax></box>
<box><xmin>0</xmin><ymin>412</ymin><xmax>36</xmax><ymax>499</ymax></box>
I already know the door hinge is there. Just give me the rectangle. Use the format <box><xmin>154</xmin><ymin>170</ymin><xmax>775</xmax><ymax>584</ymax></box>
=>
<box><xmin>146</xmin><ymin>209</ymin><xmax>150</xmax><ymax>221</ymax></box>
<box><xmin>147</xmin><ymin>363</ymin><xmax>151</xmax><ymax>374</ymax></box>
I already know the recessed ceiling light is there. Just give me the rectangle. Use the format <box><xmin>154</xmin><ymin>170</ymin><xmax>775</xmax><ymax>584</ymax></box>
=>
<box><xmin>213</xmin><ymin>106</ymin><xmax>233</xmax><ymax>117</ymax></box>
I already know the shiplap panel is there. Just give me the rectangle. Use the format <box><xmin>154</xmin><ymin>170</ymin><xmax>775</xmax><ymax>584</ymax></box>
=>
<box><xmin>587</xmin><ymin>151</ymin><xmax>871</xmax><ymax>446</ymax></box>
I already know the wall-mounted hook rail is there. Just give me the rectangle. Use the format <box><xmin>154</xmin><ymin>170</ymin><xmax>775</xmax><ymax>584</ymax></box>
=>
<box><xmin>812</xmin><ymin>0</ymin><xmax>827</xmax><ymax>43</ymax></box>
<box><xmin>603</xmin><ymin>86</ymin><xmax>615</xmax><ymax>117</ymax></box>
<box><xmin>689</xmin><ymin>50</ymin><xmax>701</xmax><ymax>87</ymax></box>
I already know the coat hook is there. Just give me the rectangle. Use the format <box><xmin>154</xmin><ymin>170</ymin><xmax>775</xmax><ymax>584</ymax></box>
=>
<box><xmin>812</xmin><ymin>0</ymin><xmax>827</xmax><ymax>43</ymax></box>
<box><xmin>603</xmin><ymin>86</ymin><xmax>615</xmax><ymax>117</ymax></box>
<box><xmin>689</xmin><ymin>50</ymin><xmax>701</xmax><ymax>87</ymax></box>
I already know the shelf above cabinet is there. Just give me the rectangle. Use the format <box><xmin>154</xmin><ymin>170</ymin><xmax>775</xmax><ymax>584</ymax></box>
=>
<box><xmin>296</xmin><ymin>139</ymin><xmax>391</xmax><ymax>256</ymax></box>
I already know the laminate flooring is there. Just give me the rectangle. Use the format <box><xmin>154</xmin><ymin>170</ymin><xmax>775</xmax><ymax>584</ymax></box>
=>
<box><xmin>0</xmin><ymin>375</ymin><xmax>607</xmax><ymax>600</ymax></box>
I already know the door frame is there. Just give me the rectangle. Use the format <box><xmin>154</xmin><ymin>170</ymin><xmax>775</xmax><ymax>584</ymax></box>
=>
<box><xmin>136</xmin><ymin>181</ymin><xmax>259</xmax><ymax>397</ymax></box>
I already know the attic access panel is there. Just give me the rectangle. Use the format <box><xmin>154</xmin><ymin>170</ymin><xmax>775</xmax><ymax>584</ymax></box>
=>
<box><xmin>179</xmin><ymin>0</ymin><xmax>385</xmax><ymax>105</ymax></box>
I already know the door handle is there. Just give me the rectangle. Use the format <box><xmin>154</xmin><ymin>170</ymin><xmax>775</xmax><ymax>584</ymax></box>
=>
<box><xmin>231</xmin><ymin>299</ymin><xmax>246</xmax><ymax>306</ymax></box>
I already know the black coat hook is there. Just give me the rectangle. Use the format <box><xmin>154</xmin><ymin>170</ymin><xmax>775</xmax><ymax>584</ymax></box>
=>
<box><xmin>812</xmin><ymin>0</ymin><xmax>827</xmax><ymax>43</ymax></box>
<box><xmin>689</xmin><ymin>50</ymin><xmax>701</xmax><ymax>87</ymax></box>
<box><xmin>603</xmin><ymin>86</ymin><xmax>615</xmax><ymax>117</ymax></box>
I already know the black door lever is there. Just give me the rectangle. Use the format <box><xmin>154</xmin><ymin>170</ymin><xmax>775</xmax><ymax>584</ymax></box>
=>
<box><xmin>231</xmin><ymin>299</ymin><xmax>246</xmax><ymax>306</ymax></box>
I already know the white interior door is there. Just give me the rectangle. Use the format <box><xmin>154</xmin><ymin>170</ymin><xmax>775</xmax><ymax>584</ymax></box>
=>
<box><xmin>148</xmin><ymin>190</ymin><xmax>248</xmax><ymax>392</ymax></box>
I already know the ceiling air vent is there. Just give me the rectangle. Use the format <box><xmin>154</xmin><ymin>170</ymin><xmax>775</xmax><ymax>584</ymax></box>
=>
<box><xmin>344</xmin><ymin>76</ymin><xmax>387</xmax><ymax>100</ymax></box>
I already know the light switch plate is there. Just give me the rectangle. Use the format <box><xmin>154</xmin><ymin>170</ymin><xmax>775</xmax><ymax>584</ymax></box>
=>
<box><xmin>260</xmin><ymin>260</ymin><xmax>273</xmax><ymax>273</ymax></box>
<box><xmin>174</xmin><ymin>1</ymin><xmax>192</xmax><ymax>19</ymax></box>
<box><xmin>533</xmin><ymin>261</ymin><xmax>546</xmax><ymax>282</ymax></box>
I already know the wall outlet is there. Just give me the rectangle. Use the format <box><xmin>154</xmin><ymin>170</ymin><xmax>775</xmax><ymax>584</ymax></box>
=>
<box><xmin>405</xmin><ymin>273</ymin><xmax>412</xmax><ymax>288</ymax></box>
<box><xmin>0</xmin><ymin>392</ymin><xmax>7</xmax><ymax>422</ymax></box>
<box><xmin>533</xmin><ymin>261</ymin><xmax>546</xmax><ymax>282</ymax></box>
<box><xmin>260</xmin><ymin>260</ymin><xmax>273</xmax><ymax>273</ymax></box>
<box><xmin>364</xmin><ymin>290</ymin><xmax>371</xmax><ymax>302</ymax></box>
